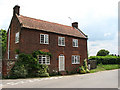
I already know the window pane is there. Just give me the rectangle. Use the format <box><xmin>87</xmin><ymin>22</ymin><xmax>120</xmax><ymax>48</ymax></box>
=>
<box><xmin>15</xmin><ymin>32</ymin><xmax>19</xmax><ymax>43</ymax></box>
<box><xmin>62</xmin><ymin>37</ymin><xmax>65</xmax><ymax>45</ymax></box>
<box><xmin>58</xmin><ymin>37</ymin><xmax>61</xmax><ymax>45</ymax></box>
<box><xmin>75</xmin><ymin>56</ymin><xmax>77</xmax><ymax>63</ymax></box>
<box><xmin>43</xmin><ymin>58</ymin><xmax>45</xmax><ymax>64</ymax></box>
<box><xmin>45</xmin><ymin>35</ymin><xmax>48</xmax><ymax>43</ymax></box>
<box><xmin>40</xmin><ymin>35</ymin><xmax>44</xmax><ymax>43</ymax></box>
<box><xmin>76</xmin><ymin>39</ymin><xmax>78</xmax><ymax>46</ymax></box>
<box><xmin>72</xmin><ymin>56</ymin><xmax>74</xmax><ymax>63</ymax></box>
<box><xmin>73</xmin><ymin>40</ymin><xmax>75</xmax><ymax>46</ymax></box>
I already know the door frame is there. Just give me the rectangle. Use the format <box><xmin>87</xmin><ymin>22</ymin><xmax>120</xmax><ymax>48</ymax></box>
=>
<box><xmin>58</xmin><ymin>54</ymin><xmax>65</xmax><ymax>71</ymax></box>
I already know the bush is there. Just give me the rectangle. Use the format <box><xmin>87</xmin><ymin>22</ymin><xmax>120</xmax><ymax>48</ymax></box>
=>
<box><xmin>39</xmin><ymin>73</ymin><xmax>49</xmax><ymax>77</ymax></box>
<box><xmin>79</xmin><ymin>66</ymin><xmax>86</xmax><ymax>74</ymax></box>
<box><xmin>9</xmin><ymin>53</ymin><xmax>49</xmax><ymax>78</ymax></box>
<box><xmin>84</xmin><ymin>59</ymin><xmax>90</xmax><ymax>73</ymax></box>
<box><xmin>96</xmin><ymin>49</ymin><xmax>109</xmax><ymax>56</ymax></box>
<box><xmin>36</xmin><ymin>64</ymin><xmax>49</xmax><ymax>77</ymax></box>
<box><xmin>10</xmin><ymin>64</ymin><xmax>28</xmax><ymax>78</ymax></box>
<box><xmin>89</xmin><ymin>55</ymin><xmax>120</xmax><ymax>65</ymax></box>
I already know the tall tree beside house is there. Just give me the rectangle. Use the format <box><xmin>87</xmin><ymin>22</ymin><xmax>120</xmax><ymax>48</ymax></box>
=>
<box><xmin>0</xmin><ymin>29</ymin><xmax>7</xmax><ymax>58</ymax></box>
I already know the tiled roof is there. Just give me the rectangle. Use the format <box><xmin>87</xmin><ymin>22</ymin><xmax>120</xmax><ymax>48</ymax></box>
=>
<box><xmin>17</xmin><ymin>15</ymin><xmax>87</xmax><ymax>38</ymax></box>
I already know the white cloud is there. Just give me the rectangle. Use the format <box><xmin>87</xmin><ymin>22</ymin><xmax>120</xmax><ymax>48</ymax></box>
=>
<box><xmin>104</xmin><ymin>33</ymin><xmax>111</xmax><ymax>37</ymax></box>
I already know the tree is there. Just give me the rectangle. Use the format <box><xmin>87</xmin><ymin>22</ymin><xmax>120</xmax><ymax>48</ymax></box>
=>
<box><xmin>96</xmin><ymin>49</ymin><xmax>110</xmax><ymax>56</ymax></box>
<box><xmin>0</xmin><ymin>29</ymin><xmax>7</xmax><ymax>58</ymax></box>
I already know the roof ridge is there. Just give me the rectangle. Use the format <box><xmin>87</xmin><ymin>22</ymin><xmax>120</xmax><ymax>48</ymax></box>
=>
<box><xmin>19</xmin><ymin>15</ymin><xmax>73</xmax><ymax>29</ymax></box>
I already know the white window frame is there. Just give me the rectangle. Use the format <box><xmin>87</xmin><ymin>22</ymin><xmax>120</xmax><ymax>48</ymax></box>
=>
<box><xmin>58</xmin><ymin>36</ymin><xmax>65</xmax><ymax>46</ymax></box>
<box><xmin>40</xmin><ymin>34</ymin><xmax>49</xmax><ymax>44</ymax></box>
<box><xmin>38</xmin><ymin>55</ymin><xmax>50</xmax><ymax>65</ymax></box>
<box><xmin>73</xmin><ymin>39</ymin><xmax>78</xmax><ymax>47</ymax></box>
<box><xmin>15</xmin><ymin>54</ymin><xmax>18</xmax><ymax>59</ymax></box>
<box><xmin>15</xmin><ymin>32</ymin><xmax>19</xmax><ymax>43</ymax></box>
<box><xmin>72</xmin><ymin>55</ymin><xmax>80</xmax><ymax>64</ymax></box>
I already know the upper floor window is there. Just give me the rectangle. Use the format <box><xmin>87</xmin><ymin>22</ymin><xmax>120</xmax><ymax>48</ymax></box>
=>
<box><xmin>15</xmin><ymin>32</ymin><xmax>19</xmax><ymax>43</ymax></box>
<box><xmin>58</xmin><ymin>37</ymin><xmax>65</xmax><ymax>46</ymax></box>
<box><xmin>38</xmin><ymin>55</ymin><xmax>50</xmax><ymax>65</ymax></box>
<box><xmin>73</xmin><ymin>39</ymin><xmax>78</xmax><ymax>47</ymax></box>
<box><xmin>72</xmin><ymin>55</ymin><xmax>80</xmax><ymax>64</ymax></box>
<box><xmin>40</xmin><ymin>34</ymin><xmax>49</xmax><ymax>44</ymax></box>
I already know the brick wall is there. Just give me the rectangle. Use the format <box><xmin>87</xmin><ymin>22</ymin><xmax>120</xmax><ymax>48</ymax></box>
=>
<box><xmin>19</xmin><ymin>28</ymin><xmax>87</xmax><ymax>73</ymax></box>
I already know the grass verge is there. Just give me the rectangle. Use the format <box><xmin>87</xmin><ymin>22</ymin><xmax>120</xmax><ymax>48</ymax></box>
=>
<box><xmin>90</xmin><ymin>64</ymin><xmax>119</xmax><ymax>73</ymax></box>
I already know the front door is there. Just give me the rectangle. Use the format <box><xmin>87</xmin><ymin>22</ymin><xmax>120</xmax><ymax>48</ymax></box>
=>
<box><xmin>59</xmin><ymin>54</ymin><xmax>65</xmax><ymax>71</ymax></box>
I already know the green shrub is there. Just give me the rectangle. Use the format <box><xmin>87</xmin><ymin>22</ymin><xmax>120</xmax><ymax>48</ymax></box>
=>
<box><xmin>84</xmin><ymin>59</ymin><xmax>90</xmax><ymax>73</ymax></box>
<box><xmin>79</xmin><ymin>66</ymin><xmax>86</xmax><ymax>74</ymax></box>
<box><xmin>10</xmin><ymin>63</ymin><xmax>28</xmax><ymax>78</ymax></box>
<box><xmin>89</xmin><ymin>56</ymin><xmax>120</xmax><ymax>65</ymax></box>
<box><xmin>32</xmin><ymin>50</ymin><xmax>52</xmax><ymax>58</ymax></box>
<box><xmin>36</xmin><ymin>64</ymin><xmax>49</xmax><ymax>77</ymax></box>
<box><xmin>9</xmin><ymin>53</ymin><xmax>49</xmax><ymax>78</ymax></box>
<box><xmin>39</xmin><ymin>73</ymin><xmax>49</xmax><ymax>77</ymax></box>
<box><xmin>15</xmin><ymin>49</ymin><xmax>20</xmax><ymax>54</ymax></box>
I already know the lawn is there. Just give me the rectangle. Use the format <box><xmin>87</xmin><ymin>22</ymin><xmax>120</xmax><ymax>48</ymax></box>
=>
<box><xmin>90</xmin><ymin>64</ymin><xmax>119</xmax><ymax>73</ymax></box>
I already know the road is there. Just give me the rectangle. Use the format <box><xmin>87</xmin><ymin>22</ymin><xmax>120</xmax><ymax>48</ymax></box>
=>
<box><xmin>1</xmin><ymin>69</ymin><xmax>118</xmax><ymax>88</ymax></box>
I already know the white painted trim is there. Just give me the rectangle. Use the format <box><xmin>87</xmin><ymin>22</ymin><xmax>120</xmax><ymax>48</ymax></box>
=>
<box><xmin>8</xmin><ymin>28</ymin><xmax>10</xmax><ymax>59</ymax></box>
<box><xmin>59</xmin><ymin>54</ymin><xmax>65</xmax><ymax>71</ymax></box>
<box><xmin>40</xmin><ymin>34</ymin><xmax>49</xmax><ymax>44</ymax></box>
<box><xmin>72</xmin><ymin>55</ymin><xmax>80</xmax><ymax>64</ymax></box>
<box><xmin>73</xmin><ymin>39</ymin><xmax>78</xmax><ymax>47</ymax></box>
<box><xmin>58</xmin><ymin>36</ymin><xmax>65</xmax><ymax>46</ymax></box>
<box><xmin>15</xmin><ymin>32</ymin><xmax>19</xmax><ymax>44</ymax></box>
<box><xmin>38</xmin><ymin>55</ymin><xmax>50</xmax><ymax>65</ymax></box>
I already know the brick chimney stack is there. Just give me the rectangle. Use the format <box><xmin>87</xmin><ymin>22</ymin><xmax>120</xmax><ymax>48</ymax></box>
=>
<box><xmin>13</xmin><ymin>5</ymin><xmax>20</xmax><ymax>16</ymax></box>
<box><xmin>72</xmin><ymin>22</ymin><xmax>78</xmax><ymax>28</ymax></box>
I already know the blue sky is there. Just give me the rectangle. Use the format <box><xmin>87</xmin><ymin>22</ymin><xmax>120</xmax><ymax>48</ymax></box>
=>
<box><xmin>0</xmin><ymin>0</ymin><xmax>119</xmax><ymax>56</ymax></box>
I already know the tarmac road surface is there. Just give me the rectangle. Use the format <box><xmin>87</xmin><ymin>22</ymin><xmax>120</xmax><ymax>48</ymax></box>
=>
<box><xmin>1</xmin><ymin>69</ymin><xmax>118</xmax><ymax>88</ymax></box>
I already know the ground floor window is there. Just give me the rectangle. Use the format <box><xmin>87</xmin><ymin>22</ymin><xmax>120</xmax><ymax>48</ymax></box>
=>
<box><xmin>15</xmin><ymin>54</ymin><xmax>18</xmax><ymax>59</ymax></box>
<box><xmin>38</xmin><ymin>55</ymin><xmax>50</xmax><ymax>65</ymax></box>
<box><xmin>72</xmin><ymin>55</ymin><xmax>80</xmax><ymax>64</ymax></box>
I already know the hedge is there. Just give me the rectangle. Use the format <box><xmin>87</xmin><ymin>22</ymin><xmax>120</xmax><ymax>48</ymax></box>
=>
<box><xmin>89</xmin><ymin>55</ymin><xmax>120</xmax><ymax>65</ymax></box>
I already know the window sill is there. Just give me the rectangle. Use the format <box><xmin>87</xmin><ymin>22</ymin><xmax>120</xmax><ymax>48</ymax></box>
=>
<box><xmin>72</xmin><ymin>63</ymin><xmax>80</xmax><ymax>65</ymax></box>
<box><xmin>40</xmin><ymin>43</ymin><xmax>49</xmax><ymax>45</ymax></box>
<box><xmin>73</xmin><ymin>46</ymin><xmax>78</xmax><ymax>47</ymax></box>
<box><xmin>15</xmin><ymin>42</ymin><xmax>19</xmax><ymax>44</ymax></box>
<box><xmin>58</xmin><ymin>45</ymin><xmax>65</xmax><ymax>47</ymax></box>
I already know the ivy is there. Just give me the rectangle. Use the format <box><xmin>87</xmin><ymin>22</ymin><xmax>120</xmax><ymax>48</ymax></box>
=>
<box><xmin>32</xmin><ymin>50</ymin><xmax>52</xmax><ymax>58</ymax></box>
<box><xmin>8</xmin><ymin>50</ymin><xmax>52</xmax><ymax>78</ymax></box>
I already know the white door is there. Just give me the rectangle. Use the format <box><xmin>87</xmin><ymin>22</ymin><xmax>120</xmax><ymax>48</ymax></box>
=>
<box><xmin>59</xmin><ymin>55</ymin><xmax>65</xmax><ymax>71</ymax></box>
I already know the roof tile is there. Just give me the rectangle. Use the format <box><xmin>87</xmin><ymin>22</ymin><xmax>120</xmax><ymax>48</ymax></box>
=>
<box><xmin>17</xmin><ymin>15</ymin><xmax>86</xmax><ymax>38</ymax></box>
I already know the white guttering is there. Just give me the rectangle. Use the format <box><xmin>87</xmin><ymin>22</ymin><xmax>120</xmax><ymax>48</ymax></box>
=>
<box><xmin>8</xmin><ymin>28</ymin><xmax>10</xmax><ymax>59</ymax></box>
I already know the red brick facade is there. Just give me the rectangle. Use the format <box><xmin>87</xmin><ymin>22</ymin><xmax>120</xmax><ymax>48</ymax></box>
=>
<box><xmin>3</xmin><ymin>5</ymin><xmax>88</xmax><ymax>75</ymax></box>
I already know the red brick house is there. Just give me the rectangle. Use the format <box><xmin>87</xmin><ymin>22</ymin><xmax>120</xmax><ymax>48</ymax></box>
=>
<box><xmin>4</xmin><ymin>5</ymin><xmax>88</xmax><ymax>75</ymax></box>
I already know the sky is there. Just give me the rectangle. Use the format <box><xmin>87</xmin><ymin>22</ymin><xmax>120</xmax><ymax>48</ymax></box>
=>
<box><xmin>0</xmin><ymin>0</ymin><xmax>119</xmax><ymax>56</ymax></box>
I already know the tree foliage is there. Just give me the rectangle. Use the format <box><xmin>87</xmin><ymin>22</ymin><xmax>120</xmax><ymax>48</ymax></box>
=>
<box><xmin>0</xmin><ymin>29</ymin><xmax>7</xmax><ymax>58</ymax></box>
<box><xmin>96</xmin><ymin>49</ymin><xmax>109</xmax><ymax>56</ymax></box>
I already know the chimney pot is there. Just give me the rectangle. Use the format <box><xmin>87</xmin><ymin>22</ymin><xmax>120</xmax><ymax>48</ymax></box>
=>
<box><xmin>72</xmin><ymin>22</ymin><xmax>78</xmax><ymax>28</ymax></box>
<box><xmin>13</xmin><ymin>5</ymin><xmax>20</xmax><ymax>16</ymax></box>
